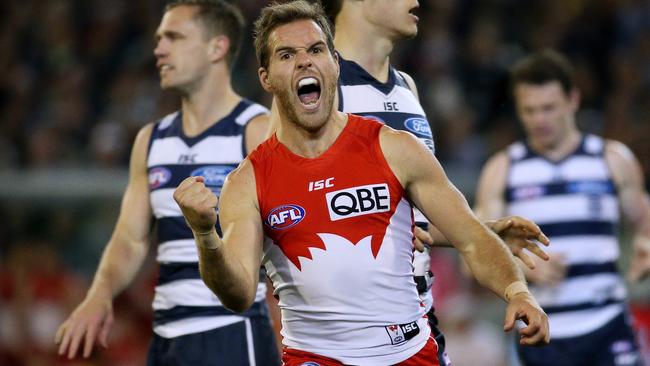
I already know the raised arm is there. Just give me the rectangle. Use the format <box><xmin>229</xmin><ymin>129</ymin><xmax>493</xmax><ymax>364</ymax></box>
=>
<box><xmin>174</xmin><ymin>159</ymin><xmax>264</xmax><ymax>312</ymax></box>
<box><xmin>55</xmin><ymin>124</ymin><xmax>154</xmax><ymax>359</ymax></box>
<box><xmin>380</xmin><ymin>127</ymin><xmax>549</xmax><ymax>345</ymax></box>
<box><xmin>606</xmin><ymin>140</ymin><xmax>650</xmax><ymax>282</ymax></box>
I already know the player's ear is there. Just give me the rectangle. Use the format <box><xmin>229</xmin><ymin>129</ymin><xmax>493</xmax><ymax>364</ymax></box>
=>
<box><xmin>208</xmin><ymin>35</ymin><xmax>229</xmax><ymax>64</ymax></box>
<box><xmin>258</xmin><ymin>67</ymin><xmax>273</xmax><ymax>92</ymax></box>
<box><xmin>333</xmin><ymin>50</ymin><xmax>340</xmax><ymax>78</ymax></box>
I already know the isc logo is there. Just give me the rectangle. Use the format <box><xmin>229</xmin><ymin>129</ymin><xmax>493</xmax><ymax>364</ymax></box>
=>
<box><xmin>325</xmin><ymin>184</ymin><xmax>390</xmax><ymax>221</ymax></box>
<box><xmin>385</xmin><ymin>321</ymin><xmax>420</xmax><ymax>345</ymax></box>
<box><xmin>308</xmin><ymin>177</ymin><xmax>334</xmax><ymax>192</ymax></box>
<box><xmin>265</xmin><ymin>204</ymin><xmax>306</xmax><ymax>230</ymax></box>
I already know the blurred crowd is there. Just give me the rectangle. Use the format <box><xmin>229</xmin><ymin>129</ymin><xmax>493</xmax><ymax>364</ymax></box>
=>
<box><xmin>2</xmin><ymin>0</ymin><xmax>650</xmax><ymax>365</ymax></box>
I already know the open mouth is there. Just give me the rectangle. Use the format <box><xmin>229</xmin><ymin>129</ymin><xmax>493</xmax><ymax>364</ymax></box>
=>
<box><xmin>158</xmin><ymin>64</ymin><xmax>172</xmax><ymax>75</ymax></box>
<box><xmin>408</xmin><ymin>6</ymin><xmax>419</xmax><ymax>21</ymax></box>
<box><xmin>297</xmin><ymin>77</ymin><xmax>321</xmax><ymax>107</ymax></box>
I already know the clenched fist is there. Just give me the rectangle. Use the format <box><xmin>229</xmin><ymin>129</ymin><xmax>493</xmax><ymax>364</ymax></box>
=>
<box><xmin>174</xmin><ymin>176</ymin><xmax>219</xmax><ymax>235</ymax></box>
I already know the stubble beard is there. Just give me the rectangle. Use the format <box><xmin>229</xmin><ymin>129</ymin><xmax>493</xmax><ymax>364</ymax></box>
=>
<box><xmin>276</xmin><ymin>76</ymin><xmax>337</xmax><ymax>134</ymax></box>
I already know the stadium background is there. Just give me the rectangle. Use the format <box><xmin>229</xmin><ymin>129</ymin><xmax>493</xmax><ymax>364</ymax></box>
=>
<box><xmin>1</xmin><ymin>0</ymin><xmax>649</xmax><ymax>364</ymax></box>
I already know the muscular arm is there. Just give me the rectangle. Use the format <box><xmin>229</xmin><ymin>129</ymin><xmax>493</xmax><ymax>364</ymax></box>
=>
<box><xmin>88</xmin><ymin>125</ymin><xmax>154</xmax><ymax>298</ymax></box>
<box><xmin>174</xmin><ymin>160</ymin><xmax>264</xmax><ymax>312</ymax></box>
<box><xmin>55</xmin><ymin>124</ymin><xmax>154</xmax><ymax>358</ymax></box>
<box><xmin>381</xmin><ymin>128</ymin><xmax>523</xmax><ymax>299</ymax></box>
<box><xmin>606</xmin><ymin>140</ymin><xmax>650</xmax><ymax>281</ymax></box>
<box><xmin>381</xmin><ymin>127</ymin><xmax>549</xmax><ymax>345</ymax></box>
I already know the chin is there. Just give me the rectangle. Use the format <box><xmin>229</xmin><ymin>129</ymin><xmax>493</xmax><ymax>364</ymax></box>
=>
<box><xmin>159</xmin><ymin>79</ymin><xmax>174</xmax><ymax>90</ymax></box>
<box><xmin>297</xmin><ymin>114</ymin><xmax>329</xmax><ymax>132</ymax></box>
<box><xmin>401</xmin><ymin>27</ymin><xmax>418</xmax><ymax>39</ymax></box>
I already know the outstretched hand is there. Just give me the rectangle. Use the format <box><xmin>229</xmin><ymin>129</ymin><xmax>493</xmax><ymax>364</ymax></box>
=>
<box><xmin>489</xmin><ymin>216</ymin><xmax>550</xmax><ymax>269</ymax></box>
<box><xmin>54</xmin><ymin>295</ymin><xmax>114</xmax><ymax>359</ymax></box>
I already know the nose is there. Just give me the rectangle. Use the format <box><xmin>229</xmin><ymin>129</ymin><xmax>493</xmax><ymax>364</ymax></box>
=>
<box><xmin>154</xmin><ymin>40</ymin><xmax>166</xmax><ymax>58</ymax></box>
<box><xmin>296</xmin><ymin>51</ymin><xmax>313</xmax><ymax>70</ymax></box>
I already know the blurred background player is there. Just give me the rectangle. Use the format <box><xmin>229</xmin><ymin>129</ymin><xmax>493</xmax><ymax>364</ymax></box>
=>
<box><xmin>54</xmin><ymin>1</ymin><xmax>280</xmax><ymax>365</ymax></box>
<box><xmin>475</xmin><ymin>49</ymin><xmax>650</xmax><ymax>366</ymax></box>
<box><xmin>317</xmin><ymin>1</ymin><xmax>551</xmax><ymax>363</ymax></box>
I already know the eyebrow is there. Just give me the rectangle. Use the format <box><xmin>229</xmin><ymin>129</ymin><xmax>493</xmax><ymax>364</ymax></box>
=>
<box><xmin>274</xmin><ymin>40</ymin><xmax>327</xmax><ymax>55</ymax></box>
<box><xmin>153</xmin><ymin>30</ymin><xmax>185</xmax><ymax>43</ymax></box>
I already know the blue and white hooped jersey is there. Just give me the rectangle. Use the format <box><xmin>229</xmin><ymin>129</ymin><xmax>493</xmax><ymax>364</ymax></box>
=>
<box><xmin>338</xmin><ymin>55</ymin><xmax>435</xmax><ymax>311</ymax></box>
<box><xmin>147</xmin><ymin>100</ymin><xmax>269</xmax><ymax>338</ymax></box>
<box><xmin>505</xmin><ymin>135</ymin><xmax>625</xmax><ymax>339</ymax></box>
<box><xmin>338</xmin><ymin>56</ymin><xmax>435</xmax><ymax>154</ymax></box>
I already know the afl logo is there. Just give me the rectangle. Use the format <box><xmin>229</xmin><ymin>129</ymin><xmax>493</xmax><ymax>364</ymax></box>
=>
<box><xmin>404</xmin><ymin>117</ymin><xmax>432</xmax><ymax>137</ymax></box>
<box><xmin>265</xmin><ymin>204</ymin><xmax>306</xmax><ymax>230</ymax></box>
<box><xmin>191</xmin><ymin>166</ymin><xmax>234</xmax><ymax>187</ymax></box>
<box><xmin>148</xmin><ymin>167</ymin><xmax>171</xmax><ymax>189</ymax></box>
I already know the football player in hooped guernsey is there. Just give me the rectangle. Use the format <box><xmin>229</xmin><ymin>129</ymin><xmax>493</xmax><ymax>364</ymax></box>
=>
<box><xmin>174</xmin><ymin>1</ymin><xmax>550</xmax><ymax>365</ymax></box>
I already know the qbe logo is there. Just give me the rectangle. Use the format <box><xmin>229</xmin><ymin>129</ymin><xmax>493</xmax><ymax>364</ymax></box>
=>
<box><xmin>265</xmin><ymin>204</ymin><xmax>306</xmax><ymax>230</ymax></box>
<box><xmin>325</xmin><ymin>184</ymin><xmax>390</xmax><ymax>221</ymax></box>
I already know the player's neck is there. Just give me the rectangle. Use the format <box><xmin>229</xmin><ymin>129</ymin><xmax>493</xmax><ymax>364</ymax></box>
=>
<box><xmin>277</xmin><ymin>111</ymin><xmax>348</xmax><ymax>159</ymax></box>
<box><xmin>180</xmin><ymin>72</ymin><xmax>240</xmax><ymax>137</ymax></box>
<box><xmin>530</xmin><ymin>129</ymin><xmax>581</xmax><ymax>161</ymax></box>
<box><xmin>334</xmin><ymin>22</ymin><xmax>393</xmax><ymax>83</ymax></box>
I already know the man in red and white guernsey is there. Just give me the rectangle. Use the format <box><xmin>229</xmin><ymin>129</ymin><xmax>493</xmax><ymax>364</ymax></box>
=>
<box><xmin>174</xmin><ymin>1</ymin><xmax>550</xmax><ymax>365</ymax></box>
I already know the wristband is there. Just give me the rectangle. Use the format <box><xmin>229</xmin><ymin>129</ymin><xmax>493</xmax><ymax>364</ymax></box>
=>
<box><xmin>504</xmin><ymin>281</ymin><xmax>529</xmax><ymax>302</ymax></box>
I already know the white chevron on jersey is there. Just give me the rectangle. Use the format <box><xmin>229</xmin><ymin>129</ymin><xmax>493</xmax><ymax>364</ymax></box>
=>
<box><xmin>263</xmin><ymin>198</ymin><xmax>428</xmax><ymax>364</ymax></box>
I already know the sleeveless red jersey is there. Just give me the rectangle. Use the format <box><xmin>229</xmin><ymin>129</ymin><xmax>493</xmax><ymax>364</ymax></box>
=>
<box><xmin>249</xmin><ymin>114</ymin><xmax>429</xmax><ymax>364</ymax></box>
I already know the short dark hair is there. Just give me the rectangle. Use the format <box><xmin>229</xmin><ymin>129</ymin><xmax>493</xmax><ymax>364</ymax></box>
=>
<box><xmin>165</xmin><ymin>0</ymin><xmax>245</xmax><ymax>67</ymax></box>
<box><xmin>510</xmin><ymin>49</ymin><xmax>576</xmax><ymax>95</ymax></box>
<box><xmin>318</xmin><ymin>0</ymin><xmax>343</xmax><ymax>24</ymax></box>
<box><xmin>253</xmin><ymin>0</ymin><xmax>335</xmax><ymax>69</ymax></box>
